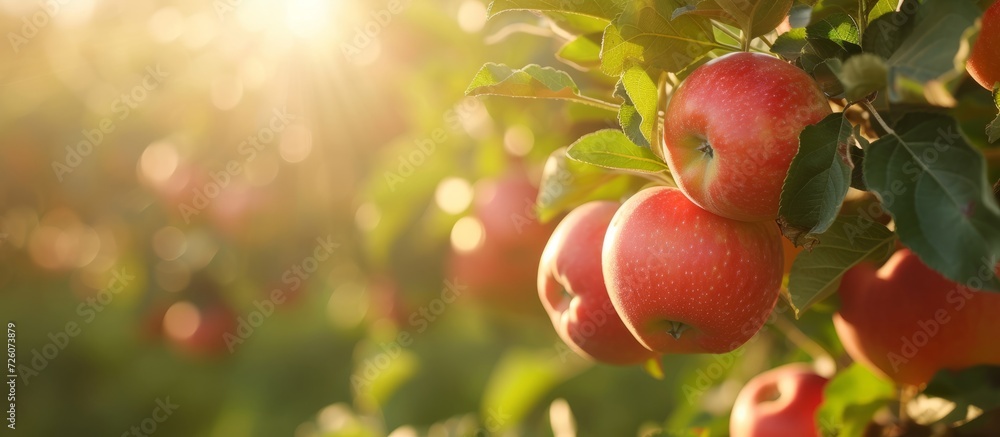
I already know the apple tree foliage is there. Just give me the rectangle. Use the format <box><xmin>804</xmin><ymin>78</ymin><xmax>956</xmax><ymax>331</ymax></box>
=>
<box><xmin>467</xmin><ymin>0</ymin><xmax>1000</xmax><ymax>435</ymax></box>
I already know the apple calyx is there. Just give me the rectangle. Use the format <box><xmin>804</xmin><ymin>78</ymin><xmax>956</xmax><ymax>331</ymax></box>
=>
<box><xmin>667</xmin><ymin>321</ymin><xmax>689</xmax><ymax>339</ymax></box>
<box><xmin>696</xmin><ymin>139</ymin><xmax>714</xmax><ymax>159</ymax></box>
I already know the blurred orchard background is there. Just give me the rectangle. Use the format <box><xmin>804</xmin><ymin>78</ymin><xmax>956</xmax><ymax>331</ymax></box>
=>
<box><xmin>0</xmin><ymin>0</ymin><xmax>842</xmax><ymax>435</ymax></box>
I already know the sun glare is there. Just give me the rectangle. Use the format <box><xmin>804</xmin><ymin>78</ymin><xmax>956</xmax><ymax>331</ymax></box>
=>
<box><xmin>285</xmin><ymin>0</ymin><xmax>334</xmax><ymax>39</ymax></box>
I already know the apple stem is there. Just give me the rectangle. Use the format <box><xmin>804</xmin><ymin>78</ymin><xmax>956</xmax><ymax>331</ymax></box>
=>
<box><xmin>667</xmin><ymin>321</ymin><xmax>688</xmax><ymax>340</ymax></box>
<box><xmin>898</xmin><ymin>384</ymin><xmax>919</xmax><ymax>428</ymax></box>
<box><xmin>861</xmin><ymin>100</ymin><xmax>896</xmax><ymax>137</ymax></box>
<box><xmin>712</xmin><ymin>22</ymin><xmax>743</xmax><ymax>48</ymax></box>
<box><xmin>772</xmin><ymin>314</ymin><xmax>837</xmax><ymax>375</ymax></box>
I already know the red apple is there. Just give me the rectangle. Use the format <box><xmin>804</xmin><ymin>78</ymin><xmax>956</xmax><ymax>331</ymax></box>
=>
<box><xmin>537</xmin><ymin>201</ymin><xmax>658</xmax><ymax>365</ymax></box>
<box><xmin>603</xmin><ymin>187</ymin><xmax>783</xmax><ymax>354</ymax></box>
<box><xmin>662</xmin><ymin>52</ymin><xmax>831</xmax><ymax>222</ymax></box>
<box><xmin>968</xmin><ymin>1</ymin><xmax>1000</xmax><ymax>90</ymax></box>
<box><xmin>730</xmin><ymin>364</ymin><xmax>829</xmax><ymax>437</ymax></box>
<box><xmin>833</xmin><ymin>248</ymin><xmax>1000</xmax><ymax>386</ymax></box>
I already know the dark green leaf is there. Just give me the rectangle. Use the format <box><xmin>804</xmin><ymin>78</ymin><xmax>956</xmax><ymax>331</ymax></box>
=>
<box><xmin>600</xmin><ymin>0</ymin><xmax>717</xmax><ymax>76</ymax></box>
<box><xmin>810</xmin><ymin>0</ymin><xmax>897</xmax><ymax>25</ymax></box>
<box><xmin>779</xmin><ymin>114</ymin><xmax>854</xmax><ymax>245</ymax></box>
<box><xmin>864</xmin><ymin>113</ymin><xmax>1000</xmax><ymax>291</ymax></box>
<box><xmin>566</xmin><ymin>129</ymin><xmax>669</xmax><ymax>173</ymax></box>
<box><xmin>806</xmin><ymin>12</ymin><xmax>861</xmax><ymax>54</ymax></box>
<box><xmin>671</xmin><ymin>0</ymin><xmax>730</xmax><ymax>21</ymax></box>
<box><xmin>886</xmin><ymin>0</ymin><xmax>980</xmax><ymax>106</ymax></box>
<box><xmin>817</xmin><ymin>363</ymin><xmax>895</xmax><ymax>437</ymax></box>
<box><xmin>488</xmin><ymin>0</ymin><xmax>624</xmax><ymax>21</ymax></box>
<box><xmin>850</xmin><ymin>124</ymin><xmax>869</xmax><ymax>190</ymax></box>
<box><xmin>786</xmin><ymin>215</ymin><xmax>895</xmax><ymax>317</ymax></box>
<box><xmin>773</xmin><ymin>28</ymin><xmax>808</xmax><ymax>61</ymax></box>
<box><xmin>861</xmin><ymin>9</ymin><xmax>916</xmax><ymax>60</ymax></box>
<box><xmin>714</xmin><ymin>0</ymin><xmax>793</xmax><ymax>38</ymax></box>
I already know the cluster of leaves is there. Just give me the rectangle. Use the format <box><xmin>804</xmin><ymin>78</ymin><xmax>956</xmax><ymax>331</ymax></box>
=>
<box><xmin>467</xmin><ymin>0</ymin><xmax>1000</xmax><ymax>435</ymax></box>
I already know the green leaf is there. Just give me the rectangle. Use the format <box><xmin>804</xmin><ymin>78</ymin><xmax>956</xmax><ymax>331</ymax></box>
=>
<box><xmin>487</xmin><ymin>0</ymin><xmax>624</xmax><ymax>21</ymax></box>
<box><xmin>715</xmin><ymin>0</ymin><xmax>793</xmax><ymax>39</ymax></box>
<box><xmin>886</xmin><ymin>0</ymin><xmax>980</xmax><ymax>106</ymax></box>
<box><xmin>817</xmin><ymin>363</ymin><xmax>895</xmax><ymax>437</ymax></box>
<box><xmin>866</xmin><ymin>0</ymin><xmax>898</xmax><ymax>23</ymax></box>
<box><xmin>779</xmin><ymin>113</ymin><xmax>854</xmax><ymax>245</ymax></box>
<box><xmin>614</xmin><ymin>81</ymin><xmax>650</xmax><ymax>149</ymax></box>
<box><xmin>806</xmin><ymin>12</ymin><xmax>861</xmax><ymax>54</ymax></box>
<box><xmin>617</xmin><ymin>66</ymin><xmax>658</xmax><ymax>148</ymax></box>
<box><xmin>556</xmin><ymin>33</ymin><xmax>603</xmax><ymax>70</ymax></box>
<box><xmin>810</xmin><ymin>0</ymin><xmax>898</xmax><ymax>25</ymax></box>
<box><xmin>465</xmin><ymin>63</ymin><xmax>616</xmax><ymax>110</ymax></box>
<box><xmin>480</xmin><ymin>348</ymin><xmax>579</xmax><ymax>433</ymax></box>
<box><xmin>773</xmin><ymin>28</ymin><xmax>808</xmax><ymax>61</ymax></box>
<box><xmin>864</xmin><ymin>113</ymin><xmax>1000</xmax><ymax>291</ymax></box>
<box><xmin>786</xmin><ymin>215</ymin><xmax>895</xmax><ymax>317</ymax></box>
<box><xmin>616</xmin><ymin>100</ymin><xmax>649</xmax><ymax>148</ymax></box>
<box><xmin>989</xmin><ymin>86</ymin><xmax>1000</xmax><ymax>144</ymax></box>
<box><xmin>849</xmin><ymin>124</ymin><xmax>868</xmax><ymax>190</ymax></box>
<box><xmin>546</xmin><ymin>11</ymin><xmax>613</xmax><ymax>34</ymax></box>
<box><xmin>671</xmin><ymin>0</ymin><xmax>730</xmax><ymax>21</ymax></box>
<box><xmin>835</xmin><ymin>53</ymin><xmax>888</xmax><ymax>102</ymax></box>
<box><xmin>861</xmin><ymin>8</ymin><xmax>916</xmax><ymax>60</ymax></box>
<box><xmin>566</xmin><ymin>129</ymin><xmax>670</xmax><ymax>173</ymax></box>
<box><xmin>600</xmin><ymin>0</ymin><xmax>717</xmax><ymax>77</ymax></box>
<box><xmin>536</xmin><ymin>148</ymin><xmax>644</xmax><ymax>223</ymax></box>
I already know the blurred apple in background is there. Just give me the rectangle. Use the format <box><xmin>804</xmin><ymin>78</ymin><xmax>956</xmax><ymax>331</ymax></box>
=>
<box><xmin>833</xmin><ymin>249</ymin><xmax>1000</xmax><ymax>386</ymax></box>
<box><xmin>446</xmin><ymin>166</ymin><xmax>555</xmax><ymax>314</ymax></box>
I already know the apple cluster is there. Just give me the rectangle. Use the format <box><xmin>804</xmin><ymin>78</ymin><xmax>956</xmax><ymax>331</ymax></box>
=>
<box><xmin>537</xmin><ymin>52</ymin><xmax>829</xmax><ymax>365</ymax></box>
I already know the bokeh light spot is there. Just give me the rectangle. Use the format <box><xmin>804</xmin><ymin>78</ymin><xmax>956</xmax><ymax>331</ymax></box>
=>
<box><xmin>450</xmin><ymin>216</ymin><xmax>484</xmax><ymax>253</ymax></box>
<box><xmin>163</xmin><ymin>301</ymin><xmax>200</xmax><ymax>341</ymax></box>
<box><xmin>140</xmin><ymin>140</ymin><xmax>179</xmax><ymax>185</ymax></box>
<box><xmin>503</xmin><ymin>124</ymin><xmax>535</xmax><ymax>157</ymax></box>
<box><xmin>434</xmin><ymin>177</ymin><xmax>473</xmax><ymax>214</ymax></box>
<box><xmin>457</xmin><ymin>0</ymin><xmax>487</xmax><ymax>33</ymax></box>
